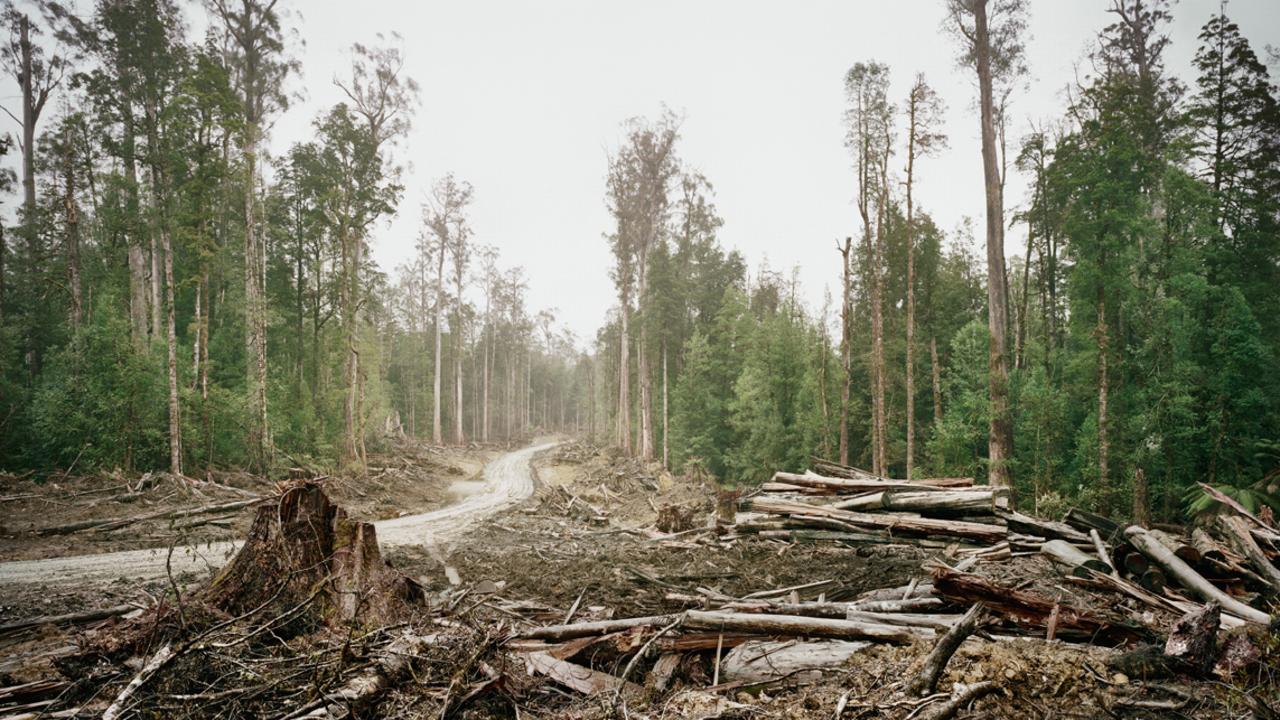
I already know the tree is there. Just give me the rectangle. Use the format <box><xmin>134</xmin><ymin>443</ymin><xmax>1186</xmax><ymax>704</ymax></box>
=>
<box><xmin>902</xmin><ymin>74</ymin><xmax>947</xmax><ymax>478</ymax></box>
<box><xmin>425</xmin><ymin>174</ymin><xmax>472</xmax><ymax>446</ymax></box>
<box><xmin>945</xmin><ymin>0</ymin><xmax>1026</xmax><ymax>494</ymax></box>
<box><xmin>211</xmin><ymin>0</ymin><xmax>294</xmax><ymax>472</ymax></box>
<box><xmin>844</xmin><ymin>60</ymin><xmax>892</xmax><ymax>476</ymax></box>
<box><xmin>605</xmin><ymin>112</ymin><xmax>679</xmax><ymax>460</ymax></box>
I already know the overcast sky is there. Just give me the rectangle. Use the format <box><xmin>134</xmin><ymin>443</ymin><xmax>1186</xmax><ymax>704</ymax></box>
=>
<box><xmin>5</xmin><ymin>1</ymin><xmax>1280</xmax><ymax>346</ymax></box>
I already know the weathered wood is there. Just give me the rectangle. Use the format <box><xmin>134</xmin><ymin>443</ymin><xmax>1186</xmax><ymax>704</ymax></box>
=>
<box><xmin>1089</xmin><ymin>529</ymin><xmax>1118</xmax><ymax>576</ymax></box>
<box><xmin>526</xmin><ymin>651</ymin><xmax>640</xmax><ymax>696</ymax></box>
<box><xmin>1137</xmin><ymin>567</ymin><xmax>1167</xmax><ymax>594</ymax></box>
<box><xmin>808</xmin><ymin>458</ymin><xmax>973</xmax><ymax>487</ymax></box>
<box><xmin>858</xmin><ymin>582</ymin><xmax>935</xmax><ymax>601</ymax></box>
<box><xmin>1220</xmin><ymin>514</ymin><xmax>1280</xmax><ymax>592</ymax></box>
<box><xmin>908</xmin><ymin>603</ymin><xmax>984</xmax><ymax>696</ymax></box>
<box><xmin>745</xmin><ymin>497</ymin><xmax>1006</xmax><ymax>543</ymax></box>
<box><xmin>1040</xmin><ymin>539</ymin><xmax>1110</xmax><ymax>577</ymax></box>
<box><xmin>720</xmin><ymin>639</ymin><xmax>871</xmax><ymax>683</ymax></box>
<box><xmin>917</xmin><ymin>680</ymin><xmax>1000</xmax><ymax>720</ymax></box>
<box><xmin>882</xmin><ymin>488</ymin><xmax>1003</xmax><ymax>514</ymax></box>
<box><xmin>683</xmin><ymin>610</ymin><xmax>930</xmax><ymax>643</ymax></box>
<box><xmin>518</xmin><ymin>614</ymin><xmax>681</xmax><ymax>641</ymax></box>
<box><xmin>1124</xmin><ymin>526</ymin><xmax>1271</xmax><ymax>625</ymax></box>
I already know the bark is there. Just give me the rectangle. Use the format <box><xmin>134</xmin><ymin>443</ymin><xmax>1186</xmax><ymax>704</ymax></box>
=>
<box><xmin>972</xmin><ymin>0</ymin><xmax>1014</xmax><ymax>494</ymax></box>
<box><xmin>342</xmin><ymin>226</ymin><xmax>362</xmax><ymax>467</ymax></box>
<box><xmin>296</xmin><ymin>633</ymin><xmax>440</xmax><ymax>718</ymax></box>
<box><xmin>772</xmin><ymin>471</ymin><xmax>969</xmax><ymax>493</ymax></box>
<box><xmin>1097</xmin><ymin>288</ymin><xmax>1109</xmax><ymax>502</ymax></box>
<box><xmin>150</xmin><ymin>218</ymin><xmax>162</xmax><ymax>340</ymax></box>
<box><xmin>872</xmin><ymin>140</ymin><xmax>890</xmax><ymax>478</ymax></box>
<box><xmin>1124</xmin><ymin>526</ymin><xmax>1271</xmax><ymax>624</ymax></box>
<box><xmin>243</xmin><ymin>125</ymin><xmax>269</xmax><ymax>471</ymax></box>
<box><xmin>1163</xmin><ymin>602</ymin><xmax>1220</xmax><ymax>675</ymax></box>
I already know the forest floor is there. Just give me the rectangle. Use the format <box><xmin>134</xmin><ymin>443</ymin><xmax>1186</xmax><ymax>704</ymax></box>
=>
<box><xmin>0</xmin><ymin>441</ymin><xmax>1274</xmax><ymax>719</ymax></box>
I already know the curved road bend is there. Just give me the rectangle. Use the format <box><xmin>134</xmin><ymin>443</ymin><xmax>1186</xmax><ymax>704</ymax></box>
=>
<box><xmin>0</xmin><ymin>442</ymin><xmax>556</xmax><ymax>587</ymax></box>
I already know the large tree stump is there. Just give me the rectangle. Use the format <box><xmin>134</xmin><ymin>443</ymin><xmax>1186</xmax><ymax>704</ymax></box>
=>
<box><xmin>202</xmin><ymin>480</ymin><xmax>423</xmax><ymax>629</ymax></box>
<box><xmin>1164</xmin><ymin>602</ymin><xmax>1220</xmax><ymax>675</ymax></box>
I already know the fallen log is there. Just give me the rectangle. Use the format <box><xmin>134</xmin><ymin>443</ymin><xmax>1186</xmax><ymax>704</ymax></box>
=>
<box><xmin>34</xmin><ymin>497</ymin><xmax>263</xmax><ymax>536</ymax></box>
<box><xmin>1065</xmin><ymin>507</ymin><xmax>1123</xmax><ymax>542</ymax></box>
<box><xmin>518</xmin><ymin>615</ymin><xmax>681</xmax><ymax>641</ymax></box>
<box><xmin>917</xmin><ymin>680</ymin><xmax>1000</xmax><ymax>720</ymax></box>
<box><xmin>808</xmin><ymin>458</ymin><xmax>973</xmax><ymax>487</ymax></box>
<box><xmin>0</xmin><ymin>604</ymin><xmax>135</xmax><ymax>635</ymax></box>
<box><xmin>745</xmin><ymin>497</ymin><xmax>1007</xmax><ymax>543</ymax></box>
<box><xmin>682</xmin><ymin>610</ymin><xmax>930</xmax><ymax>643</ymax></box>
<box><xmin>1149</xmin><ymin>529</ymin><xmax>1202</xmax><ymax>566</ymax></box>
<box><xmin>882</xmin><ymin>488</ymin><xmax>1004</xmax><ymax>515</ymax></box>
<box><xmin>1001</xmin><ymin>511</ymin><xmax>1090</xmax><ymax>544</ymax></box>
<box><xmin>526</xmin><ymin>651</ymin><xmax>641</xmax><ymax>696</ymax></box>
<box><xmin>1137</xmin><ymin>567</ymin><xmax>1168</xmax><ymax>594</ymax></box>
<box><xmin>1041</xmin><ymin>539</ymin><xmax>1111</xmax><ymax>577</ymax></box>
<box><xmin>908</xmin><ymin>603</ymin><xmax>984</xmax><ymax>696</ymax></box>
<box><xmin>1219</xmin><ymin>515</ymin><xmax>1280</xmax><ymax>592</ymax></box>
<box><xmin>1124</xmin><ymin>526</ymin><xmax>1271</xmax><ymax>625</ymax></box>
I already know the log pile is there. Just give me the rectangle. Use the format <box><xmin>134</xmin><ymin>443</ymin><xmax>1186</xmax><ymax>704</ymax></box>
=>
<box><xmin>715</xmin><ymin>458</ymin><xmax>1278</xmax><ymax>632</ymax></box>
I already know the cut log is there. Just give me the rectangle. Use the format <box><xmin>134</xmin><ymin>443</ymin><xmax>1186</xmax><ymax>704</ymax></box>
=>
<box><xmin>1001</xmin><ymin>511</ymin><xmax>1090</xmax><ymax>544</ymax></box>
<box><xmin>1220</xmin><ymin>515</ymin><xmax>1280</xmax><ymax>592</ymax></box>
<box><xmin>1191</xmin><ymin>528</ymin><xmax>1231</xmax><ymax>564</ymax></box>
<box><xmin>1065</xmin><ymin>507</ymin><xmax>1123</xmax><ymax>542</ymax></box>
<box><xmin>1164</xmin><ymin>602</ymin><xmax>1220</xmax><ymax>675</ymax></box>
<box><xmin>908</xmin><ymin>603</ymin><xmax>984</xmax><ymax>696</ymax></box>
<box><xmin>720</xmin><ymin>639</ymin><xmax>871</xmax><ymax>683</ymax></box>
<box><xmin>1149</xmin><ymin>529</ymin><xmax>1202</xmax><ymax>566</ymax></box>
<box><xmin>770</xmin><ymin>471</ymin><xmax>949</xmax><ymax>494</ymax></box>
<box><xmin>1124</xmin><ymin>526</ymin><xmax>1271</xmax><ymax>625</ymax></box>
<box><xmin>1089</xmin><ymin>529</ymin><xmax>1118</xmax><ymax>576</ymax></box>
<box><xmin>1137</xmin><ymin>568</ymin><xmax>1167</xmax><ymax>594</ymax></box>
<box><xmin>1040</xmin><ymin>539</ymin><xmax>1110</xmax><ymax>577</ymax></box>
<box><xmin>682</xmin><ymin>610</ymin><xmax>931</xmax><ymax>643</ymax></box>
<box><xmin>745</xmin><ymin>497</ymin><xmax>1006</xmax><ymax>543</ymax></box>
<box><xmin>859</xmin><ymin>582</ymin><xmax>935</xmax><ymax>601</ymax></box>
<box><xmin>808</xmin><ymin>458</ymin><xmax>973</xmax><ymax>487</ymax></box>
<box><xmin>882</xmin><ymin>488</ymin><xmax>1003</xmax><ymax>515</ymax></box>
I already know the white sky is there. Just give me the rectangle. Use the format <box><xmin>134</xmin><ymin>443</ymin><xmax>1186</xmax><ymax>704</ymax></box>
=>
<box><xmin>4</xmin><ymin>1</ymin><xmax>1279</xmax><ymax>347</ymax></box>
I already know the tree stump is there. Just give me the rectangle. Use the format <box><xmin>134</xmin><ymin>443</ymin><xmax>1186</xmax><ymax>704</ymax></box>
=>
<box><xmin>1164</xmin><ymin>602</ymin><xmax>1220</xmax><ymax>675</ymax></box>
<box><xmin>202</xmin><ymin>480</ymin><xmax>423</xmax><ymax>630</ymax></box>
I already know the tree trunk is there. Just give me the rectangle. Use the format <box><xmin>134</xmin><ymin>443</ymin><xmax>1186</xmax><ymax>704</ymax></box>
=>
<box><xmin>63</xmin><ymin>130</ymin><xmax>81</xmax><ymax>330</ymax></box>
<box><xmin>618</xmin><ymin>301</ymin><xmax>632</xmax><ymax>454</ymax></box>
<box><xmin>931</xmin><ymin>336</ymin><xmax>943</xmax><ymax>427</ymax></box>
<box><xmin>342</xmin><ymin>228</ymin><xmax>362</xmax><ymax>467</ymax></box>
<box><xmin>905</xmin><ymin>103</ymin><xmax>918</xmax><ymax>479</ymax></box>
<box><xmin>838</xmin><ymin>239</ymin><xmax>853</xmax><ymax>466</ymax></box>
<box><xmin>244</xmin><ymin>121</ymin><xmax>269</xmax><ymax>472</ymax></box>
<box><xmin>662</xmin><ymin>341</ymin><xmax>669</xmax><ymax>469</ymax></box>
<box><xmin>433</xmin><ymin>245</ymin><xmax>445</xmax><ymax>444</ymax></box>
<box><xmin>973</xmin><ymin>0</ymin><xmax>1013</xmax><ymax>494</ymax></box>
<box><xmin>638</xmin><ymin>301</ymin><xmax>654</xmax><ymax>460</ymax></box>
<box><xmin>454</xmin><ymin>313</ymin><xmax>465</xmax><ymax>444</ymax></box>
<box><xmin>1097</xmin><ymin>288</ymin><xmax>1109</xmax><ymax>504</ymax></box>
<box><xmin>162</xmin><ymin>220</ymin><xmax>181</xmax><ymax>476</ymax></box>
<box><xmin>872</xmin><ymin>152</ymin><xmax>889</xmax><ymax>478</ymax></box>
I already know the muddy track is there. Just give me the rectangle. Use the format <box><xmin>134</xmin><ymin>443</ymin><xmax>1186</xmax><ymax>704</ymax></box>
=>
<box><xmin>0</xmin><ymin>442</ymin><xmax>556</xmax><ymax>588</ymax></box>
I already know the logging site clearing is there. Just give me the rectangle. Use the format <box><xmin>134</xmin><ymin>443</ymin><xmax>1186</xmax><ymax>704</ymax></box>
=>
<box><xmin>0</xmin><ymin>442</ymin><xmax>1276</xmax><ymax>719</ymax></box>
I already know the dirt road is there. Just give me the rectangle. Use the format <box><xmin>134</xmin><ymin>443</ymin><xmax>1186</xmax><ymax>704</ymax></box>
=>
<box><xmin>0</xmin><ymin>442</ymin><xmax>556</xmax><ymax>588</ymax></box>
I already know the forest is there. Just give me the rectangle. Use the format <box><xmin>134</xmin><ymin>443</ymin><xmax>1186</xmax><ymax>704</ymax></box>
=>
<box><xmin>0</xmin><ymin>0</ymin><xmax>1277</xmax><ymax>523</ymax></box>
<box><xmin>2</xmin><ymin>2</ymin><xmax>1280</xmax><ymax>718</ymax></box>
